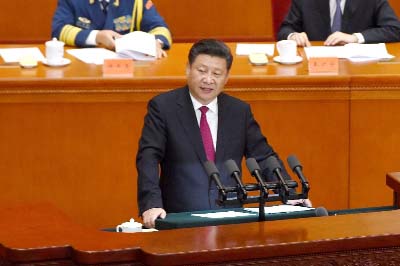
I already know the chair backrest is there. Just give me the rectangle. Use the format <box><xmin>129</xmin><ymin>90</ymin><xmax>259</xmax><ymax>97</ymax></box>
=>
<box><xmin>271</xmin><ymin>0</ymin><xmax>292</xmax><ymax>40</ymax></box>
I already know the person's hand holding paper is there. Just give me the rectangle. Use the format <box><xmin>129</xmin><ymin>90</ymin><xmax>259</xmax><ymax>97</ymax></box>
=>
<box><xmin>96</xmin><ymin>30</ymin><xmax>122</xmax><ymax>50</ymax></box>
<box><xmin>115</xmin><ymin>31</ymin><xmax>165</xmax><ymax>60</ymax></box>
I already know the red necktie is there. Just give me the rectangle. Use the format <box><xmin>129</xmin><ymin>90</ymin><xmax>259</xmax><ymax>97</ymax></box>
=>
<box><xmin>199</xmin><ymin>106</ymin><xmax>215</xmax><ymax>162</ymax></box>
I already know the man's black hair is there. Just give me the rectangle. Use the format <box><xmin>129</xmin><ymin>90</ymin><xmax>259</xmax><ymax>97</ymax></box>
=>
<box><xmin>188</xmin><ymin>39</ymin><xmax>233</xmax><ymax>71</ymax></box>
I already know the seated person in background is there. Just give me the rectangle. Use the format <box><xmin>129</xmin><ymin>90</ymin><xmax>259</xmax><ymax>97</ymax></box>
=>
<box><xmin>136</xmin><ymin>39</ymin><xmax>311</xmax><ymax>228</ymax></box>
<box><xmin>277</xmin><ymin>0</ymin><xmax>400</xmax><ymax>47</ymax></box>
<box><xmin>52</xmin><ymin>0</ymin><xmax>172</xmax><ymax>58</ymax></box>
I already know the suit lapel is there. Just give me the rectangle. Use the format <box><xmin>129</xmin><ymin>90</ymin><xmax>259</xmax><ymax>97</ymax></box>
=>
<box><xmin>215</xmin><ymin>94</ymin><xmax>228</xmax><ymax>163</ymax></box>
<box><xmin>176</xmin><ymin>87</ymin><xmax>208</xmax><ymax>163</ymax></box>
<box><xmin>342</xmin><ymin>0</ymin><xmax>357</xmax><ymax>32</ymax></box>
<box><xmin>316</xmin><ymin>0</ymin><xmax>331</xmax><ymax>32</ymax></box>
<box><xmin>343</xmin><ymin>0</ymin><xmax>357</xmax><ymax>16</ymax></box>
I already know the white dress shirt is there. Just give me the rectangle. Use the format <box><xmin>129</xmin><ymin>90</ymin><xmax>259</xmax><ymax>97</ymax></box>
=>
<box><xmin>190</xmin><ymin>93</ymin><xmax>218</xmax><ymax>151</ymax></box>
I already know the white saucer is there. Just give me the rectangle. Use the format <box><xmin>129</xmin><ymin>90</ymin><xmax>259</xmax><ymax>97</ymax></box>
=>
<box><xmin>42</xmin><ymin>58</ymin><xmax>71</xmax><ymax>67</ymax></box>
<box><xmin>273</xmin><ymin>55</ymin><xmax>303</xmax><ymax>65</ymax></box>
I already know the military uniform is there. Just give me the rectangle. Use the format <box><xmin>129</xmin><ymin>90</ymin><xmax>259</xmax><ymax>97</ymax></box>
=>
<box><xmin>52</xmin><ymin>0</ymin><xmax>172</xmax><ymax>48</ymax></box>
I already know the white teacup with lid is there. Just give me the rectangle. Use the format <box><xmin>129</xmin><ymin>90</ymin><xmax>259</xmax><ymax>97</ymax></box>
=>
<box><xmin>276</xmin><ymin>40</ymin><xmax>297</xmax><ymax>62</ymax></box>
<box><xmin>45</xmin><ymin>37</ymin><xmax>65</xmax><ymax>65</ymax></box>
<box><xmin>116</xmin><ymin>218</ymin><xmax>143</xmax><ymax>233</ymax></box>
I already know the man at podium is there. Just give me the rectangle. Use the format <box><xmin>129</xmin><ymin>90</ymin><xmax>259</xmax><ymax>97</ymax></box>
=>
<box><xmin>136</xmin><ymin>39</ymin><xmax>310</xmax><ymax>228</ymax></box>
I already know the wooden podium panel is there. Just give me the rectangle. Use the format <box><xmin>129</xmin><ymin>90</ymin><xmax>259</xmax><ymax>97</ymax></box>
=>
<box><xmin>0</xmin><ymin>102</ymin><xmax>147</xmax><ymax>227</ymax></box>
<box><xmin>0</xmin><ymin>0</ymin><xmax>56</xmax><ymax>43</ymax></box>
<box><xmin>156</xmin><ymin>0</ymin><xmax>273</xmax><ymax>42</ymax></box>
<box><xmin>349</xmin><ymin>79</ymin><xmax>400</xmax><ymax>208</ymax></box>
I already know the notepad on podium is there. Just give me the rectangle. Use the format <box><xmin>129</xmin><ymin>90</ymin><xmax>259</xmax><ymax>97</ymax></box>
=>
<box><xmin>155</xmin><ymin>205</ymin><xmax>315</xmax><ymax>230</ymax></box>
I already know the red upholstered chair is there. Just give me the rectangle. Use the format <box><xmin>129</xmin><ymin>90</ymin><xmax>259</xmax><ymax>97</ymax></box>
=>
<box><xmin>271</xmin><ymin>0</ymin><xmax>292</xmax><ymax>40</ymax></box>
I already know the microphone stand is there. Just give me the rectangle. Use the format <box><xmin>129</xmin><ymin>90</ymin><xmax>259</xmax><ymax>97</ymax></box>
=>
<box><xmin>258</xmin><ymin>185</ymin><xmax>267</xmax><ymax>222</ymax></box>
<box><xmin>214</xmin><ymin>155</ymin><xmax>311</xmax><ymax>222</ymax></box>
<box><xmin>217</xmin><ymin>180</ymin><xmax>307</xmax><ymax>222</ymax></box>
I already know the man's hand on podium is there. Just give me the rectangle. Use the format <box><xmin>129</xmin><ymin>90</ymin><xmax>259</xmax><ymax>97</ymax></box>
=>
<box><xmin>143</xmin><ymin>207</ymin><xmax>166</xmax><ymax>228</ymax></box>
<box><xmin>287</xmin><ymin>198</ymin><xmax>312</xmax><ymax>207</ymax></box>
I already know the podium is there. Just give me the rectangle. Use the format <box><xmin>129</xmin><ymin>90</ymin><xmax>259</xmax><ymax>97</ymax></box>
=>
<box><xmin>155</xmin><ymin>206</ymin><xmax>316</xmax><ymax>230</ymax></box>
<box><xmin>1</xmin><ymin>172</ymin><xmax>400</xmax><ymax>266</ymax></box>
<box><xmin>1</xmin><ymin>202</ymin><xmax>400</xmax><ymax>266</ymax></box>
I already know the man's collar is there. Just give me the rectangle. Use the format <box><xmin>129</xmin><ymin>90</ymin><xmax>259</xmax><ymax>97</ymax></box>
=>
<box><xmin>91</xmin><ymin>0</ymin><xmax>116</xmax><ymax>5</ymax></box>
<box><xmin>189</xmin><ymin>93</ymin><xmax>218</xmax><ymax>114</ymax></box>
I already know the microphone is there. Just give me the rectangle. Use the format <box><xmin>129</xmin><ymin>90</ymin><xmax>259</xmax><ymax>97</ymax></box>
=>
<box><xmin>245</xmin><ymin>158</ymin><xmax>268</xmax><ymax>196</ymax></box>
<box><xmin>203</xmin><ymin>161</ymin><xmax>227</xmax><ymax>199</ymax></box>
<box><xmin>224</xmin><ymin>159</ymin><xmax>247</xmax><ymax>200</ymax></box>
<box><xmin>314</xmin><ymin>207</ymin><xmax>329</xmax><ymax>217</ymax></box>
<box><xmin>287</xmin><ymin>155</ymin><xmax>310</xmax><ymax>192</ymax></box>
<box><xmin>265</xmin><ymin>156</ymin><xmax>290</xmax><ymax>194</ymax></box>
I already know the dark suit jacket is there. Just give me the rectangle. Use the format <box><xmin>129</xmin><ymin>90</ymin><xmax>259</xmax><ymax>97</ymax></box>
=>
<box><xmin>277</xmin><ymin>0</ymin><xmax>400</xmax><ymax>43</ymax></box>
<box><xmin>136</xmin><ymin>86</ymin><xmax>289</xmax><ymax>214</ymax></box>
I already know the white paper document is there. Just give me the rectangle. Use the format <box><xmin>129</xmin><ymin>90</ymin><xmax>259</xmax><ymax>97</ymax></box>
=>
<box><xmin>115</xmin><ymin>31</ymin><xmax>157</xmax><ymax>61</ymax></box>
<box><xmin>0</xmin><ymin>47</ymin><xmax>45</xmax><ymax>63</ymax></box>
<box><xmin>304</xmin><ymin>46</ymin><xmax>344</xmax><ymax>59</ymax></box>
<box><xmin>304</xmin><ymin>43</ymin><xmax>394</xmax><ymax>62</ymax></box>
<box><xmin>345</xmin><ymin>43</ymin><xmax>394</xmax><ymax>62</ymax></box>
<box><xmin>67</xmin><ymin>48</ymin><xmax>117</xmax><ymax>65</ymax></box>
<box><xmin>192</xmin><ymin>210</ymin><xmax>257</xmax><ymax>219</ymax></box>
<box><xmin>244</xmin><ymin>205</ymin><xmax>314</xmax><ymax>214</ymax></box>
<box><xmin>236</xmin><ymin>43</ymin><xmax>275</xmax><ymax>57</ymax></box>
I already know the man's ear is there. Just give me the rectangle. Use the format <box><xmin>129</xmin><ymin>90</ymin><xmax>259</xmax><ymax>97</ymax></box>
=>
<box><xmin>223</xmin><ymin>71</ymin><xmax>230</xmax><ymax>86</ymax></box>
<box><xmin>185</xmin><ymin>63</ymin><xmax>190</xmax><ymax>75</ymax></box>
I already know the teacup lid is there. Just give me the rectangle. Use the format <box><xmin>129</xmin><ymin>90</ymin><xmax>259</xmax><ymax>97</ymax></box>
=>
<box><xmin>46</xmin><ymin>37</ymin><xmax>64</xmax><ymax>46</ymax></box>
<box><xmin>120</xmin><ymin>218</ymin><xmax>142</xmax><ymax>228</ymax></box>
